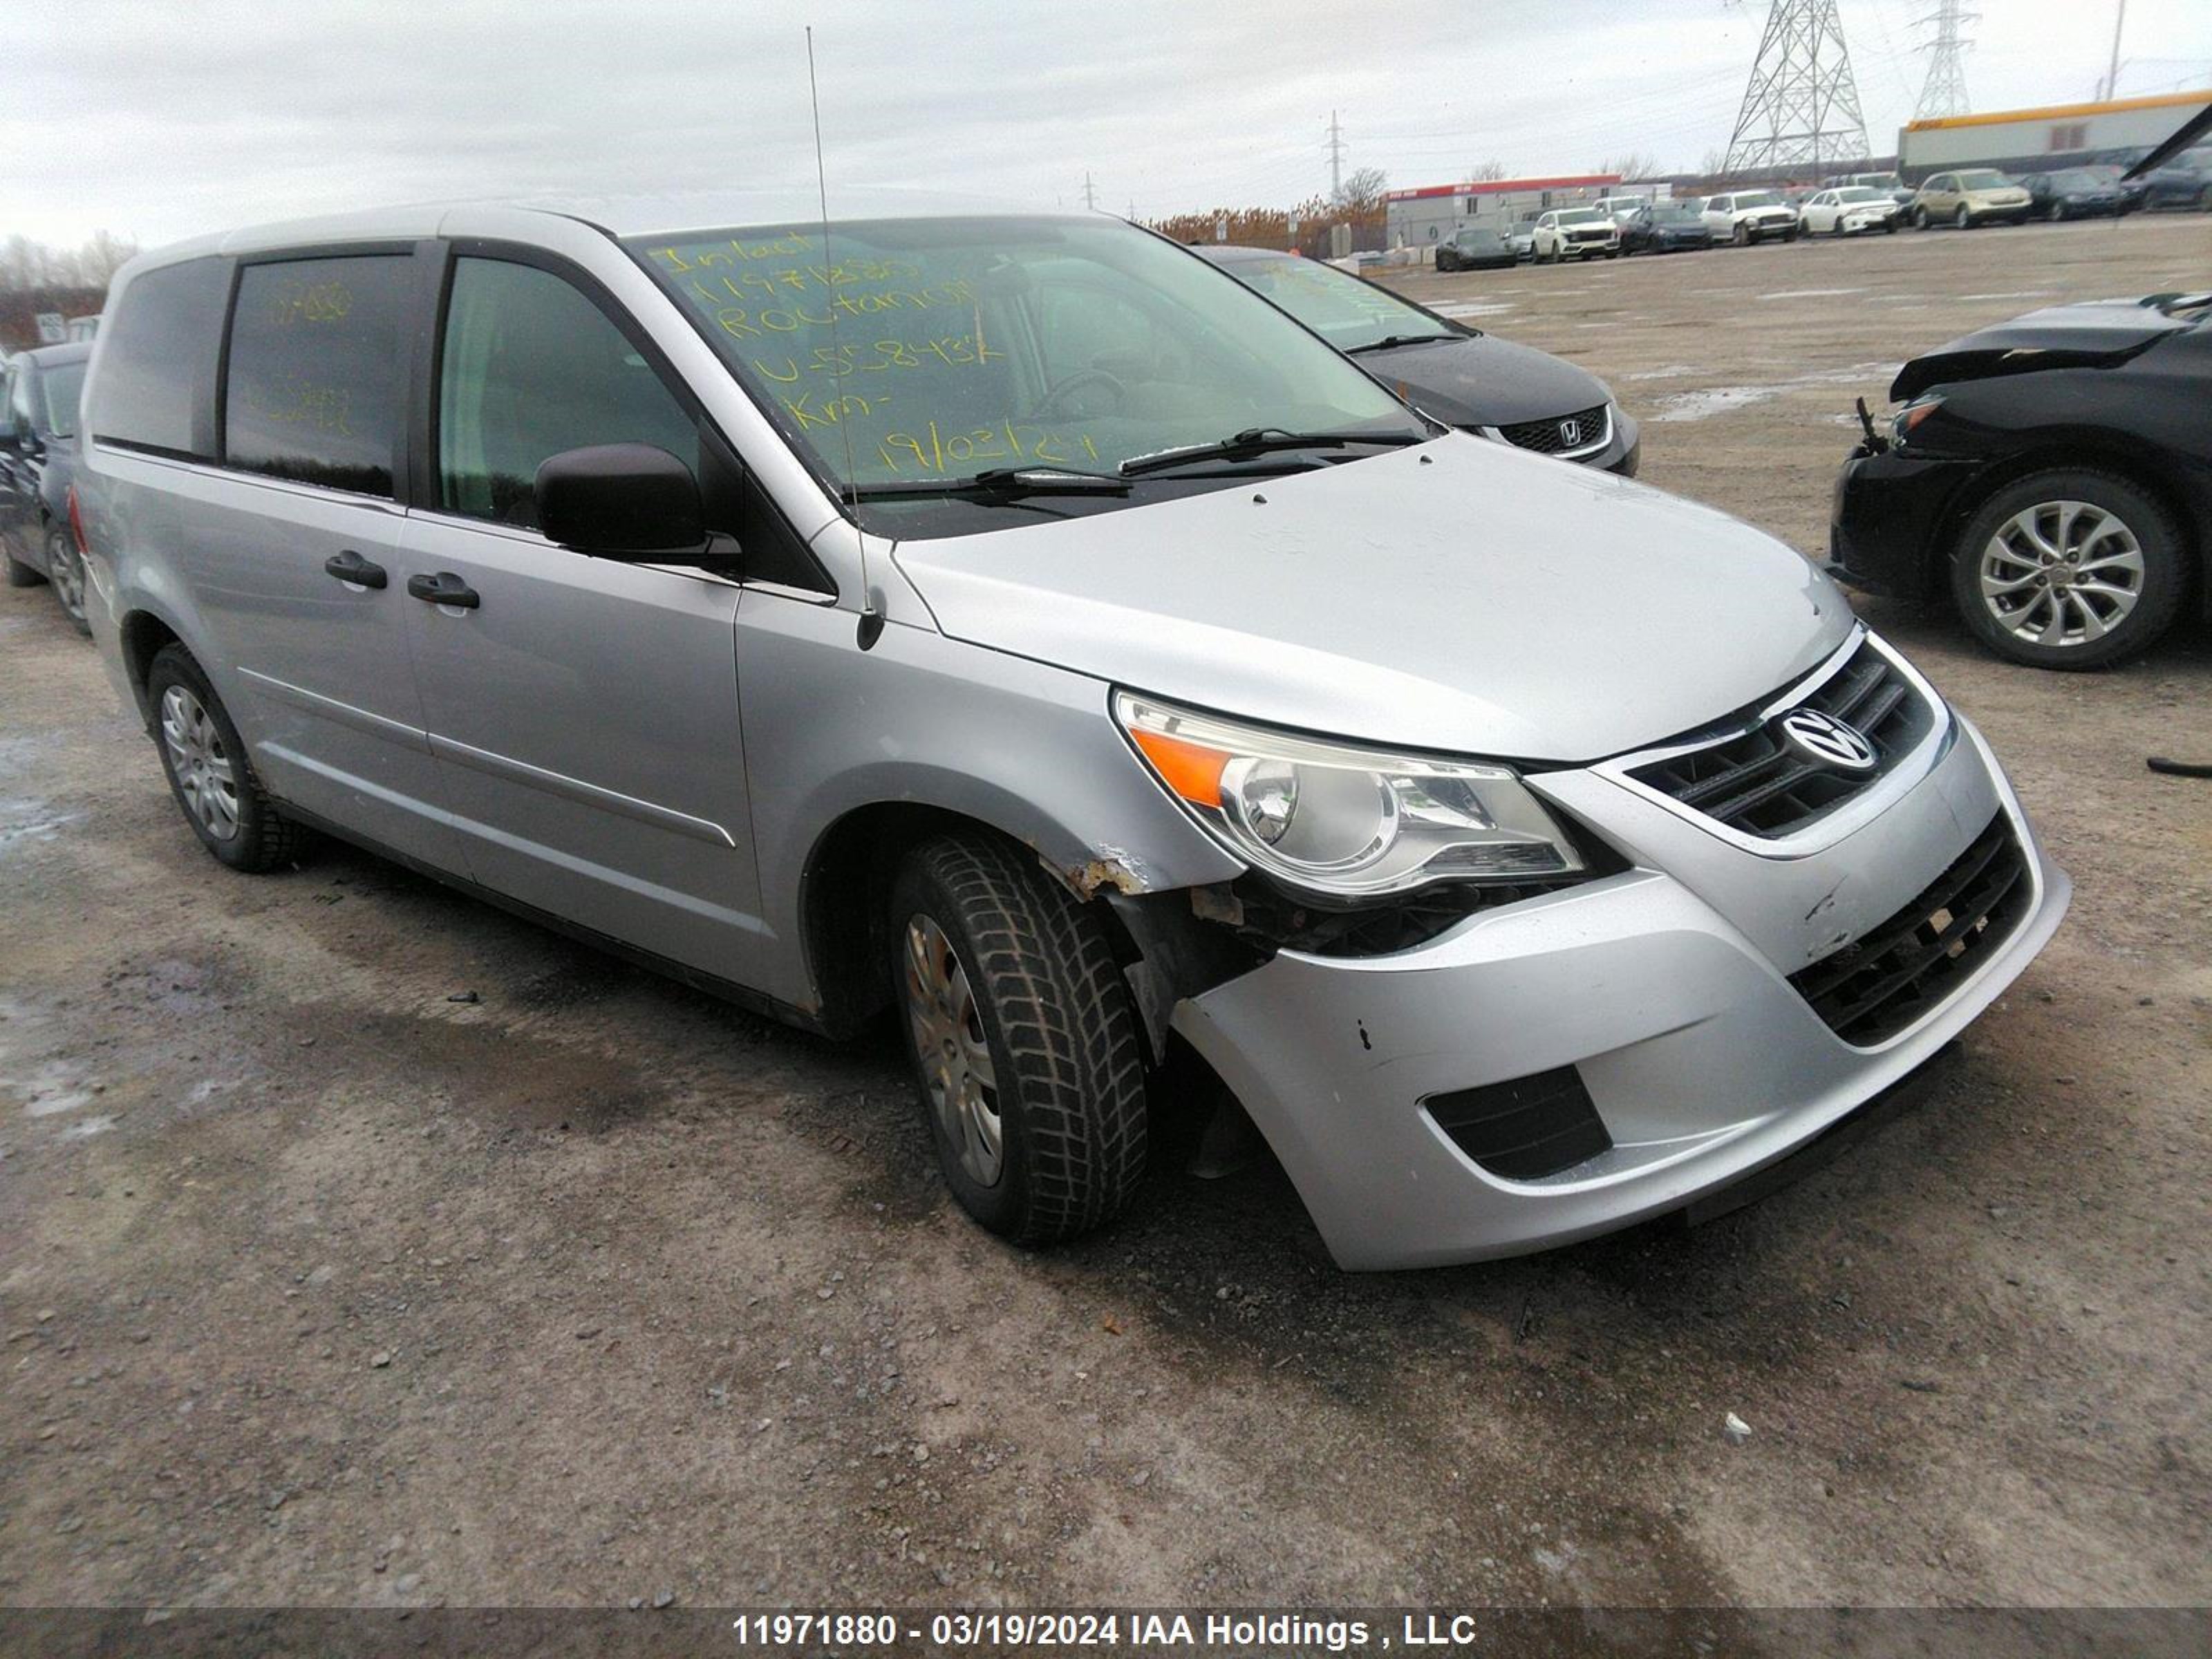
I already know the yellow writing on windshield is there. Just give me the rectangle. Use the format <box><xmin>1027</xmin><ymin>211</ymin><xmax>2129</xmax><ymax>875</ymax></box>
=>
<box><xmin>875</xmin><ymin>420</ymin><xmax>1100</xmax><ymax>476</ymax></box>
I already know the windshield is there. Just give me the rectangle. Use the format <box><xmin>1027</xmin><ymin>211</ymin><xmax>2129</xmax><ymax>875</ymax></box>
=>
<box><xmin>1215</xmin><ymin>252</ymin><xmax>1455</xmax><ymax>351</ymax></box>
<box><xmin>1651</xmin><ymin>206</ymin><xmax>1700</xmax><ymax>223</ymax></box>
<box><xmin>1734</xmin><ymin>191</ymin><xmax>1783</xmax><ymax>209</ymax></box>
<box><xmin>2047</xmin><ymin>171</ymin><xmax>2099</xmax><ymax>189</ymax></box>
<box><xmin>1456</xmin><ymin>230</ymin><xmax>1503</xmax><ymax>248</ymax></box>
<box><xmin>628</xmin><ymin>216</ymin><xmax>1424</xmax><ymax>536</ymax></box>
<box><xmin>1555</xmin><ymin>208</ymin><xmax>1607</xmax><ymax>225</ymax></box>
<box><xmin>1958</xmin><ymin>170</ymin><xmax>2013</xmax><ymax>190</ymax></box>
<box><xmin>38</xmin><ymin>362</ymin><xmax>84</xmax><ymax>438</ymax></box>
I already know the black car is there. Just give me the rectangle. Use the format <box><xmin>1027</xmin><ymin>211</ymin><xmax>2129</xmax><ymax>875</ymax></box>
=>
<box><xmin>1194</xmin><ymin>245</ymin><xmax>1639</xmax><ymax>474</ymax></box>
<box><xmin>1</xmin><ymin>341</ymin><xmax>92</xmax><ymax>634</ymax></box>
<box><xmin>1434</xmin><ymin>227</ymin><xmax>1516</xmax><ymax>272</ymax></box>
<box><xmin>2140</xmin><ymin>146</ymin><xmax>2212</xmax><ymax>210</ymax></box>
<box><xmin>2078</xmin><ymin>161</ymin><xmax>2153</xmax><ymax>213</ymax></box>
<box><xmin>2023</xmin><ymin>167</ymin><xmax>2128</xmax><ymax>221</ymax></box>
<box><xmin>1620</xmin><ymin>203</ymin><xmax>1714</xmax><ymax>254</ymax></box>
<box><xmin>1829</xmin><ymin>292</ymin><xmax>2210</xmax><ymax>668</ymax></box>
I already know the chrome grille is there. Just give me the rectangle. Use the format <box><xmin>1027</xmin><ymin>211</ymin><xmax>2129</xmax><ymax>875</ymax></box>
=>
<box><xmin>1497</xmin><ymin>404</ymin><xmax>1609</xmax><ymax>458</ymax></box>
<box><xmin>1624</xmin><ymin>636</ymin><xmax>1938</xmax><ymax>839</ymax></box>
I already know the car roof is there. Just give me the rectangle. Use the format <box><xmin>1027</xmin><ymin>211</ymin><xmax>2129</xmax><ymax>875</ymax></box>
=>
<box><xmin>121</xmin><ymin>187</ymin><xmax>1096</xmax><ymax>272</ymax></box>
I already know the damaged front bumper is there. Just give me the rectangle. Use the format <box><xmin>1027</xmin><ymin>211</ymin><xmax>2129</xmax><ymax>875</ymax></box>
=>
<box><xmin>1168</xmin><ymin>714</ymin><xmax>2068</xmax><ymax>1270</ymax></box>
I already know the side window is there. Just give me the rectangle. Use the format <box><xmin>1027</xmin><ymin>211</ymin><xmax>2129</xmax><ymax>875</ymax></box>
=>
<box><xmin>8</xmin><ymin>368</ymin><xmax>32</xmax><ymax>438</ymax></box>
<box><xmin>436</xmin><ymin>257</ymin><xmax>697</xmax><ymax>529</ymax></box>
<box><xmin>224</xmin><ymin>255</ymin><xmax>413</xmax><ymax>497</ymax></box>
<box><xmin>86</xmin><ymin>256</ymin><xmax>229</xmax><ymax>458</ymax></box>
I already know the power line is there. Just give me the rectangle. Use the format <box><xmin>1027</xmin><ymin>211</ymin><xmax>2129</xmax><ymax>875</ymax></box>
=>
<box><xmin>1723</xmin><ymin>0</ymin><xmax>1873</xmax><ymax>176</ymax></box>
<box><xmin>1914</xmin><ymin>0</ymin><xmax>1974</xmax><ymax>118</ymax></box>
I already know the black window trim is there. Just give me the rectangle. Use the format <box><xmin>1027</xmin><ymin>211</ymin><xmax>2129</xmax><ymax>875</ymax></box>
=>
<box><xmin>216</xmin><ymin>239</ymin><xmax>428</xmax><ymax>507</ymax></box>
<box><xmin>420</xmin><ymin>236</ymin><xmax>834</xmax><ymax>597</ymax></box>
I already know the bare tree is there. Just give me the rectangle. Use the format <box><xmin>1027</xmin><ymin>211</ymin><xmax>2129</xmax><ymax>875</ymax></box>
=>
<box><xmin>76</xmin><ymin>230</ymin><xmax>139</xmax><ymax>287</ymax></box>
<box><xmin>1333</xmin><ymin>165</ymin><xmax>1389</xmax><ymax>209</ymax></box>
<box><xmin>1463</xmin><ymin>159</ymin><xmax>1509</xmax><ymax>183</ymax></box>
<box><xmin>1593</xmin><ymin>151</ymin><xmax>1665</xmax><ymax>182</ymax></box>
<box><xmin>0</xmin><ymin>231</ymin><xmax>138</xmax><ymax>292</ymax></box>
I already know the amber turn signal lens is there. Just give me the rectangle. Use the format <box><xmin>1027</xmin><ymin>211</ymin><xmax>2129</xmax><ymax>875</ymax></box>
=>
<box><xmin>1130</xmin><ymin>728</ymin><xmax>1230</xmax><ymax>809</ymax></box>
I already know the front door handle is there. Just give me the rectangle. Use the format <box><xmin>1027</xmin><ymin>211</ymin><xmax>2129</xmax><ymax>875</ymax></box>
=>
<box><xmin>324</xmin><ymin>549</ymin><xmax>388</xmax><ymax>589</ymax></box>
<box><xmin>406</xmin><ymin>571</ymin><xmax>480</xmax><ymax>610</ymax></box>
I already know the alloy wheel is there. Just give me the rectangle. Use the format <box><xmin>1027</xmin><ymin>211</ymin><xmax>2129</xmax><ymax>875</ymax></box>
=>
<box><xmin>44</xmin><ymin>529</ymin><xmax>85</xmax><ymax>622</ymax></box>
<box><xmin>903</xmin><ymin>914</ymin><xmax>1003</xmax><ymax>1187</ymax></box>
<box><xmin>1978</xmin><ymin>500</ymin><xmax>2145</xmax><ymax>650</ymax></box>
<box><xmin>160</xmin><ymin>684</ymin><xmax>242</xmax><ymax>842</ymax></box>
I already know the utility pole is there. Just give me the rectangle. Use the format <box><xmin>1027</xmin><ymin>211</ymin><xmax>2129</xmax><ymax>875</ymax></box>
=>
<box><xmin>1723</xmin><ymin>0</ymin><xmax>1871</xmax><ymax>177</ymax></box>
<box><xmin>2101</xmin><ymin>0</ymin><xmax>2127</xmax><ymax>100</ymax></box>
<box><xmin>1326</xmin><ymin>110</ymin><xmax>1345</xmax><ymax>200</ymax></box>
<box><xmin>1081</xmin><ymin>172</ymin><xmax>1097</xmax><ymax>211</ymax></box>
<box><xmin>1914</xmin><ymin>0</ymin><xmax>1975</xmax><ymax>120</ymax></box>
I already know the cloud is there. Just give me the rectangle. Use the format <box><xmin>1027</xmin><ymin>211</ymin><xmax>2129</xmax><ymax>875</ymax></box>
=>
<box><xmin>3</xmin><ymin>0</ymin><xmax>2205</xmax><ymax>245</ymax></box>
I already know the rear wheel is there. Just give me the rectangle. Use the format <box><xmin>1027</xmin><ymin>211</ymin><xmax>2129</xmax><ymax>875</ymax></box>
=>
<box><xmin>1954</xmin><ymin>205</ymin><xmax>1972</xmax><ymax>229</ymax></box>
<box><xmin>145</xmin><ymin>646</ymin><xmax>310</xmax><ymax>870</ymax></box>
<box><xmin>2046</xmin><ymin>200</ymin><xmax>2066</xmax><ymax>222</ymax></box>
<box><xmin>890</xmin><ymin>836</ymin><xmax>1148</xmax><ymax>1244</ymax></box>
<box><xmin>1949</xmin><ymin>469</ymin><xmax>2188</xmax><ymax>670</ymax></box>
<box><xmin>44</xmin><ymin>525</ymin><xmax>88</xmax><ymax>635</ymax></box>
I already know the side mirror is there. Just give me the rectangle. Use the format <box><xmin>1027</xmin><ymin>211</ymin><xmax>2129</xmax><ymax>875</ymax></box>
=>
<box><xmin>534</xmin><ymin>443</ymin><xmax>706</xmax><ymax>556</ymax></box>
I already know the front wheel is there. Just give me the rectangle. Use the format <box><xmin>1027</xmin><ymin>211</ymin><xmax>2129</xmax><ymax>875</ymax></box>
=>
<box><xmin>44</xmin><ymin>525</ymin><xmax>89</xmax><ymax>635</ymax></box>
<box><xmin>1954</xmin><ymin>205</ymin><xmax>1972</xmax><ymax>229</ymax></box>
<box><xmin>1913</xmin><ymin>207</ymin><xmax>1930</xmax><ymax>229</ymax></box>
<box><xmin>1733</xmin><ymin>221</ymin><xmax>1751</xmax><ymax>246</ymax></box>
<box><xmin>145</xmin><ymin>646</ymin><xmax>311</xmax><ymax>870</ymax></box>
<box><xmin>890</xmin><ymin>836</ymin><xmax>1148</xmax><ymax>1244</ymax></box>
<box><xmin>1949</xmin><ymin>470</ymin><xmax>2187</xmax><ymax>670</ymax></box>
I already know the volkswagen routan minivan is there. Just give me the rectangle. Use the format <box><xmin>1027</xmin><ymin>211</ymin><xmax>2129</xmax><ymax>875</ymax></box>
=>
<box><xmin>73</xmin><ymin>191</ymin><xmax>2068</xmax><ymax>1268</ymax></box>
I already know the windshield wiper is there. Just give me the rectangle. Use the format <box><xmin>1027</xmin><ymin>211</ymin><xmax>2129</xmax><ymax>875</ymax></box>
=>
<box><xmin>1117</xmin><ymin>427</ymin><xmax>1425</xmax><ymax>478</ymax></box>
<box><xmin>1347</xmin><ymin>332</ymin><xmax>1456</xmax><ymax>355</ymax></box>
<box><xmin>845</xmin><ymin>466</ymin><xmax>1130</xmax><ymax>502</ymax></box>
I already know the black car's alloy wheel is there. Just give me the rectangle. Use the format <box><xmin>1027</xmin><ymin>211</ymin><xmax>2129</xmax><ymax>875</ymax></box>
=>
<box><xmin>1951</xmin><ymin>469</ymin><xmax>2186</xmax><ymax>670</ymax></box>
<box><xmin>44</xmin><ymin>525</ymin><xmax>89</xmax><ymax>635</ymax></box>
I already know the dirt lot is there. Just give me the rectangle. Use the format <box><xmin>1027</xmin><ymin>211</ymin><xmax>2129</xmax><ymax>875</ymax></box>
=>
<box><xmin>3</xmin><ymin>215</ymin><xmax>2209</xmax><ymax>1615</ymax></box>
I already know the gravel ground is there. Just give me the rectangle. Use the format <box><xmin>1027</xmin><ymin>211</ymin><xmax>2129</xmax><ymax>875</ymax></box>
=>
<box><xmin>1</xmin><ymin>214</ymin><xmax>2208</xmax><ymax>1615</ymax></box>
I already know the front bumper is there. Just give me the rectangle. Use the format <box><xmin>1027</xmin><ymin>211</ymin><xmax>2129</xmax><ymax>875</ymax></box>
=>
<box><xmin>1825</xmin><ymin>441</ymin><xmax>1980</xmax><ymax>599</ymax></box>
<box><xmin>1173</xmin><ymin>710</ymin><xmax>2067</xmax><ymax>1269</ymax></box>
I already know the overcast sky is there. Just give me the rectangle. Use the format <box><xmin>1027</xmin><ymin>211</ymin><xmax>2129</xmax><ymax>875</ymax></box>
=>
<box><xmin>6</xmin><ymin>0</ymin><xmax>2209</xmax><ymax>247</ymax></box>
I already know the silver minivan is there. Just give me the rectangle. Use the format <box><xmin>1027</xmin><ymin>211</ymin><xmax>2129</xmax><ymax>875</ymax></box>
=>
<box><xmin>74</xmin><ymin>191</ymin><xmax>2068</xmax><ymax>1268</ymax></box>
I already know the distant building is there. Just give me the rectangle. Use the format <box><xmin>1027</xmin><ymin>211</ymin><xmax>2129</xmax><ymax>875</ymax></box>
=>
<box><xmin>1898</xmin><ymin>88</ymin><xmax>2212</xmax><ymax>179</ymax></box>
<box><xmin>1384</xmin><ymin>174</ymin><xmax>1662</xmax><ymax>247</ymax></box>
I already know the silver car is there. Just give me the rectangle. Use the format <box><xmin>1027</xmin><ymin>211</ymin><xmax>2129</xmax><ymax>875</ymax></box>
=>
<box><xmin>73</xmin><ymin>191</ymin><xmax>2068</xmax><ymax>1268</ymax></box>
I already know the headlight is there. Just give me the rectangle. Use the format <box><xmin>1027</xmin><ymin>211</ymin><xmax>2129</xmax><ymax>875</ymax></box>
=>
<box><xmin>1891</xmin><ymin>393</ymin><xmax>1944</xmax><ymax>446</ymax></box>
<box><xmin>1114</xmin><ymin>693</ymin><xmax>1586</xmax><ymax>898</ymax></box>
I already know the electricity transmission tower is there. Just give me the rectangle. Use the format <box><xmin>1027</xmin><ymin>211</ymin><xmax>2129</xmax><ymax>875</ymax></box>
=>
<box><xmin>1325</xmin><ymin>111</ymin><xmax>1346</xmax><ymax>199</ymax></box>
<box><xmin>1721</xmin><ymin>0</ymin><xmax>1872</xmax><ymax>178</ymax></box>
<box><xmin>1081</xmin><ymin>171</ymin><xmax>1098</xmax><ymax>211</ymax></box>
<box><xmin>1914</xmin><ymin>0</ymin><xmax>1974</xmax><ymax>119</ymax></box>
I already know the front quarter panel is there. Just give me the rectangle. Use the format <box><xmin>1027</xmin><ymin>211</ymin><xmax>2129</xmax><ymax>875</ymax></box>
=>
<box><xmin>733</xmin><ymin>590</ymin><xmax>1244</xmax><ymax>1015</ymax></box>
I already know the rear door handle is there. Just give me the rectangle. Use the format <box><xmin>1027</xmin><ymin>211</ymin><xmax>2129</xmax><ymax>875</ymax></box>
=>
<box><xmin>406</xmin><ymin>572</ymin><xmax>480</xmax><ymax>610</ymax></box>
<box><xmin>324</xmin><ymin>549</ymin><xmax>388</xmax><ymax>589</ymax></box>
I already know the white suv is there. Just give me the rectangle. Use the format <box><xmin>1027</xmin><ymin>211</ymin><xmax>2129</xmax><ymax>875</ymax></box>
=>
<box><xmin>1532</xmin><ymin>207</ymin><xmax>1620</xmax><ymax>262</ymax></box>
<box><xmin>1700</xmin><ymin>189</ymin><xmax>1800</xmax><ymax>245</ymax></box>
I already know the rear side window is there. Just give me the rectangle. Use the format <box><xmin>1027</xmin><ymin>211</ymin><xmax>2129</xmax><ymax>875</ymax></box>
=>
<box><xmin>87</xmin><ymin>257</ymin><xmax>229</xmax><ymax>458</ymax></box>
<box><xmin>41</xmin><ymin>362</ymin><xmax>86</xmax><ymax>438</ymax></box>
<box><xmin>435</xmin><ymin>256</ymin><xmax>697</xmax><ymax>527</ymax></box>
<box><xmin>224</xmin><ymin>255</ymin><xmax>412</xmax><ymax>497</ymax></box>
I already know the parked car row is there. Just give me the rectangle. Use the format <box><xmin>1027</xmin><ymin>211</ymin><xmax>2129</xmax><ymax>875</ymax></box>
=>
<box><xmin>42</xmin><ymin>189</ymin><xmax>2079</xmax><ymax>1271</ymax></box>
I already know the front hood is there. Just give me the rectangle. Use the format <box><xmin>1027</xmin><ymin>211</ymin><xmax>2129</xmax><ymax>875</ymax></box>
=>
<box><xmin>1360</xmin><ymin>334</ymin><xmax>1611</xmax><ymax>428</ymax></box>
<box><xmin>1891</xmin><ymin>295</ymin><xmax>2190</xmax><ymax>398</ymax></box>
<box><xmin>892</xmin><ymin>435</ymin><xmax>1851</xmax><ymax>764</ymax></box>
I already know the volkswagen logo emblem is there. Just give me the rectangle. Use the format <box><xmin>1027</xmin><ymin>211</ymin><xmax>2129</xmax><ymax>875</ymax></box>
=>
<box><xmin>1776</xmin><ymin>709</ymin><xmax>1878</xmax><ymax>773</ymax></box>
<box><xmin>1557</xmin><ymin>418</ymin><xmax>1582</xmax><ymax>447</ymax></box>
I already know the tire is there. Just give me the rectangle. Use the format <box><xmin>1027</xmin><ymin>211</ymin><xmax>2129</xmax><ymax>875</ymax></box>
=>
<box><xmin>1783</xmin><ymin>225</ymin><xmax>1801</xmax><ymax>243</ymax></box>
<box><xmin>144</xmin><ymin>645</ymin><xmax>311</xmax><ymax>871</ymax></box>
<box><xmin>44</xmin><ymin>525</ymin><xmax>89</xmax><ymax>636</ymax></box>
<box><xmin>1954</xmin><ymin>205</ymin><xmax>1972</xmax><ymax>229</ymax></box>
<box><xmin>1733</xmin><ymin>221</ymin><xmax>1751</xmax><ymax>246</ymax></box>
<box><xmin>1884</xmin><ymin>221</ymin><xmax>1897</xmax><ymax>234</ymax></box>
<box><xmin>1949</xmin><ymin>469</ymin><xmax>2188</xmax><ymax>670</ymax></box>
<box><xmin>2046</xmin><ymin>200</ymin><xmax>2065</xmax><ymax>223</ymax></box>
<box><xmin>4</xmin><ymin>542</ymin><xmax>41</xmax><ymax>588</ymax></box>
<box><xmin>1913</xmin><ymin>207</ymin><xmax>1930</xmax><ymax>230</ymax></box>
<box><xmin>889</xmin><ymin>835</ymin><xmax>1147</xmax><ymax>1244</ymax></box>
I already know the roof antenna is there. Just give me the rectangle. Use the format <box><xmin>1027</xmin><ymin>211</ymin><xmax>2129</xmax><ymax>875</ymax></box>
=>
<box><xmin>807</xmin><ymin>25</ymin><xmax>883</xmax><ymax>650</ymax></box>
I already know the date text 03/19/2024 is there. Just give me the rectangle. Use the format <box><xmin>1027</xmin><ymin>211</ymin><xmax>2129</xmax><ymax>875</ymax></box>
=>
<box><xmin>728</xmin><ymin>1611</ymin><xmax>1499</xmax><ymax>1650</ymax></box>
